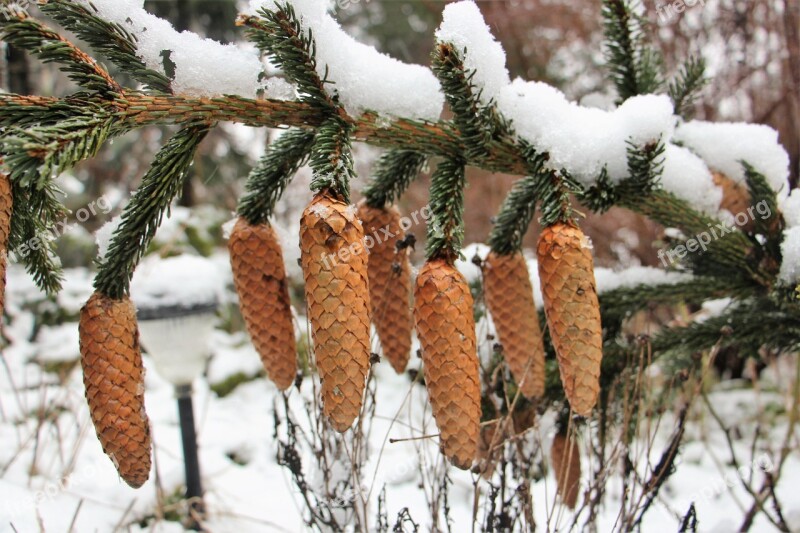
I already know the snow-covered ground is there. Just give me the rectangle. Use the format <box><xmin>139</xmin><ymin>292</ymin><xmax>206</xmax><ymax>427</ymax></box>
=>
<box><xmin>1</xmin><ymin>260</ymin><xmax>798</xmax><ymax>532</ymax></box>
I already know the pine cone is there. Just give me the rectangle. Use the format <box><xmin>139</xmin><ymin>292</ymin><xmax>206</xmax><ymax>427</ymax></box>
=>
<box><xmin>0</xmin><ymin>172</ymin><xmax>11</xmax><ymax>316</ymax></box>
<box><xmin>712</xmin><ymin>171</ymin><xmax>753</xmax><ymax>232</ymax></box>
<box><xmin>483</xmin><ymin>251</ymin><xmax>546</xmax><ymax>399</ymax></box>
<box><xmin>356</xmin><ymin>201</ymin><xmax>412</xmax><ymax>373</ymax></box>
<box><xmin>550</xmin><ymin>431</ymin><xmax>581</xmax><ymax>509</ymax></box>
<box><xmin>79</xmin><ymin>292</ymin><xmax>151</xmax><ymax>488</ymax></box>
<box><xmin>229</xmin><ymin>217</ymin><xmax>297</xmax><ymax>390</ymax></box>
<box><xmin>537</xmin><ymin>223</ymin><xmax>602</xmax><ymax>417</ymax></box>
<box><xmin>413</xmin><ymin>259</ymin><xmax>480</xmax><ymax>469</ymax></box>
<box><xmin>300</xmin><ymin>192</ymin><xmax>371</xmax><ymax>432</ymax></box>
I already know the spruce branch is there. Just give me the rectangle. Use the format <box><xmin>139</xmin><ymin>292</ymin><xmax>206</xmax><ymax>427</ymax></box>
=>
<box><xmin>237</xmin><ymin>128</ymin><xmax>315</xmax><ymax>225</ymax></box>
<box><xmin>602</xmin><ymin>0</ymin><xmax>662</xmax><ymax>103</ymax></box>
<box><xmin>362</xmin><ymin>150</ymin><xmax>427</xmax><ymax>208</ymax></box>
<box><xmin>39</xmin><ymin>0</ymin><xmax>172</xmax><ymax>93</ymax></box>
<box><xmin>538</xmin><ymin>170</ymin><xmax>580</xmax><ymax>227</ymax></box>
<box><xmin>0</xmin><ymin>91</ymin><xmax>518</xmax><ymax>173</ymax></box>
<box><xmin>653</xmin><ymin>297</ymin><xmax>800</xmax><ymax>360</ymax></box>
<box><xmin>668</xmin><ymin>55</ymin><xmax>707</xmax><ymax>119</ymax></box>
<box><xmin>0</xmin><ymin>93</ymin><xmax>99</xmax><ymax>129</ymax></box>
<box><xmin>8</xmin><ymin>181</ymin><xmax>66</xmax><ymax>293</ymax></box>
<box><xmin>487</xmin><ymin>153</ymin><xmax>549</xmax><ymax>255</ymax></box>
<box><xmin>431</xmin><ymin>43</ymin><xmax>494</xmax><ymax>160</ymax></box>
<box><xmin>581</xmin><ymin>140</ymin><xmax>665</xmax><ymax>213</ymax></box>
<box><xmin>308</xmin><ymin>116</ymin><xmax>355</xmax><ymax>202</ymax></box>
<box><xmin>426</xmin><ymin>158</ymin><xmax>466</xmax><ymax>262</ymax></box>
<box><xmin>239</xmin><ymin>3</ymin><xmax>336</xmax><ymax>112</ymax></box>
<box><xmin>1</xmin><ymin>113</ymin><xmax>118</xmax><ymax>189</ymax></box>
<box><xmin>619</xmin><ymin>140</ymin><xmax>665</xmax><ymax>197</ymax></box>
<box><xmin>94</xmin><ymin>123</ymin><xmax>211</xmax><ymax>300</ymax></box>
<box><xmin>623</xmin><ymin>191</ymin><xmax>764</xmax><ymax>281</ymax></box>
<box><xmin>600</xmin><ymin>276</ymin><xmax>758</xmax><ymax>337</ymax></box>
<box><xmin>0</xmin><ymin>3</ymin><xmax>121</xmax><ymax>94</ymax></box>
<box><xmin>743</xmin><ymin>162</ymin><xmax>783</xmax><ymax>238</ymax></box>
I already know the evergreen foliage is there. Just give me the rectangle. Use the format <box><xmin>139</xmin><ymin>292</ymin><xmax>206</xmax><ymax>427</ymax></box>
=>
<box><xmin>94</xmin><ymin>124</ymin><xmax>211</xmax><ymax>299</ymax></box>
<box><xmin>487</xmin><ymin>153</ymin><xmax>549</xmax><ymax>255</ymax></box>
<box><xmin>362</xmin><ymin>150</ymin><xmax>427</xmax><ymax>209</ymax></box>
<box><xmin>602</xmin><ymin>0</ymin><xmax>663</xmax><ymax>102</ymax></box>
<box><xmin>38</xmin><ymin>0</ymin><xmax>172</xmax><ymax>93</ymax></box>
<box><xmin>237</xmin><ymin>128</ymin><xmax>316</xmax><ymax>225</ymax></box>
<box><xmin>426</xmin><ymin>158</ymin><xmax>466</xmax><ymax>262</ymax></box>
<box><xmin>668</xmin><ymin>55</ymin><xmax>707</xmax><ymax>119</ymax></box>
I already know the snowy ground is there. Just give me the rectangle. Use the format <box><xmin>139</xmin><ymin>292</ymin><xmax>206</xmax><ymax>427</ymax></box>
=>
<box><xmin>1</xmin><ymin>262</ymin><xmax>799</xmax><ymax>532</ymax></box>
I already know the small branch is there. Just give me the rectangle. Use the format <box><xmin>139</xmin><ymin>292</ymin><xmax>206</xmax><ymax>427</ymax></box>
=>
<box><xmin>0</xmin><ymin>4</ymin><xmax>121</xmax><ymax>93</ymax></box>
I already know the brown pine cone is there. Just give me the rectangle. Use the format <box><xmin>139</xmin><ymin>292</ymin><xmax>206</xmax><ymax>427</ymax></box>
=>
<box><xmin>300</xmin><ymin>192</ymin><xmax>371</xmax><ymax>432</ymax></box>
<box><xmin>413</xmin><ymin>259</ymin><xmax>480</xmax><ymax>469</ymax></box>
<box><xmin>537</xmin><ymin>222</ymin><xmax>602</xmax><ymax>417</ymax></box>
<box><xmin>356</xmin><ymin>201</ymin><xmax>412</xmax><ymax>373</ymax></box>
<box><xmin>712</xmin><ymin>171</ymin><xmax>754</xmax><ymax>232</ymax></box>
<box><xmin>0</xmin><ymin>172</ymin><xmax>11</xmax><ymax>316</ymax></box>
<box><xmin>79</xmin><ymin>292</ymin><xmax>151</xmax><ymax>488</ymax></box>
<box><xmin>229</xmin><ymin>217</ymin><xmax>297</xmax><ymax>390</ymax></box>
<box><xmin>550</xmin><ymin>431</ymin><xmax>581</xmax><ymax>509</ymax></box>
<box><xmin>483</xmin><ymin>251</ymin><xmax>546</xmax><ymax>399</ymax></box>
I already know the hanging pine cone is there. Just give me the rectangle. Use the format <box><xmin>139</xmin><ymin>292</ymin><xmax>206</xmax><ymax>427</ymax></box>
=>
<box><xmin>79</xmin><ymin>292</ymin><xmax>151</xmax><ymax>488</ymax></box>
<box><xmin>414</xmin><ymin>259</ymin><xmax>480</xmax><ymax>469</ymax></box>
<box><xmin>229</xmin><ymin>217</ymin><xmax>297</xmax><ymax>390</ymax></box>
<box><xmin>712</xmin><ymin>171</ymin><xmax>754</xmax><ymax>232</ymax></box>
<box><xmin>356</xmin><ymin>201</ymin><xmax>412</xmax><ymax>373</ymax></box>
<box><xmin>0</xmin><ymin>172</ymin><xmax>11</xmax><ymax>316</ymax></box>
<box><xmin>483</xmin><ymin>251</ymin><xmax>546</xmax><ymax>400</ymax></box>
<box><xmin>300</xmin><ymin>192</ymin><xmax>371</xmax><ymax>432</ymax></box>
<box><xmin>550</xmin><ymin>430</ymin><xmax>581</xmax><ymax>509</ymax></box>
<box><xmin>537</xmin><ymin>222</ymin><xmax>602</xmax><ymax>417</ymax></box>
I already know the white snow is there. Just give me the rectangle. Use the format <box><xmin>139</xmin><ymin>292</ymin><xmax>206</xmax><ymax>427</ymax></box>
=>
<box><xmin>660</xmin><ymin>144</ymin><xmax>722</xmax><ymax>215</ymax></box>
<box><xmin>246</xmin><ymin>0</ymin><xmax>444</xmax><ymax>120</ymax></box>
<box><xmin>779</xmin><ymin>226</ymin><xmax>800</xmax><ymax>285</ymax></box>
<box><xmin>131</xmin><ymin>254</ymin><xmax>227</xmax><ymax>310</ymax></box>
<box><xmin>675</xmin><ymin>120</ymin><xmax>791</xmax><ymax>201</ymax></box>
<box><xmin>221</xmin><ymin>216</ymin><xmax>238</xmax><ymax>242</ymax></box>
<box><xmin>435</xmin><ymin>1</ymin><xmax>509</xmax><ymax>105</ymax></box>
<box><xmin>455</xmin><ymin>243</ymin><xmax>490</xmax><ymax>284</ymax></box>
<box><xmin>74</xmin><ymin>0</ymin><xmax>266</xmax><ymax>98</ymax></box>
<box><xmin>781</xmin><ymin>188</ymin><xmax>800</xmax><ymax>228</ymax></box>
<box><xmin>497</xmin><ymin>79</ymin><xmax>675</xmax><ymax>184</ymax></box>
<box><xmin>94</xmin><ymin>215</ymin><xmax>122</xmax><ymax>260</ymax></box>
<box><xmin>262</xmin><ymin>77</ymin><xmax>296</xmax><ymax>100</ymax></box>
<box><xmin>594</xmin><ymin>265</ymin><xmax>693</xmax><ymax>294</ymax></box>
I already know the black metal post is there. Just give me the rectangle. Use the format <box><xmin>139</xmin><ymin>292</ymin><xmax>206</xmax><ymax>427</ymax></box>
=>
<box><xmin>176</xmin><ymin>383</ymin><xmax>204</xmax><ymax>531</ymax></box>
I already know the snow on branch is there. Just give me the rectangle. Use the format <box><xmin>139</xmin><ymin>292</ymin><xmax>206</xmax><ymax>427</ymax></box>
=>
<box><xmin>71</xmin><ymin>0</ymin><xmax>267</xmax><ymax>98</ymax></box>
<box><xmin>674</xmin><ymin>121</ymin><xmax>791</xmax><ymax>201</ymax></box>
<box><xmin>435</xmin><ymin>1</ymin><xmax>509</xmax><ymax>106</ymax></box>
<box><xmin>496</xmin><ymin>80</ymin><xmax>674</xmax><ymax>185</ymax></box>
<box><xmin>246</xmin><ymin>0</ymin><xmax>444</xmax><ymax>121</ymax></box>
